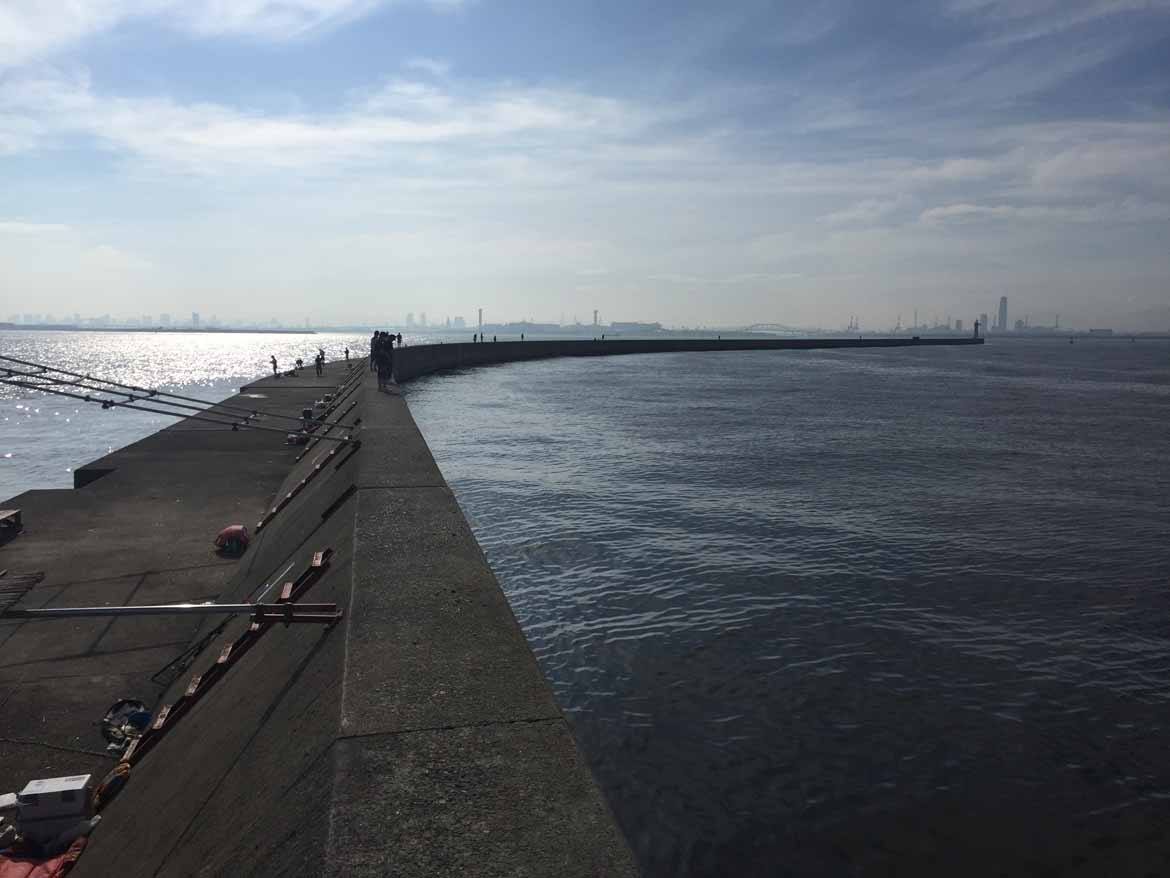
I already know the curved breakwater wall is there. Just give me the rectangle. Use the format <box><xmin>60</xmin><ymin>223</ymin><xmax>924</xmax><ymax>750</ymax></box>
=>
<box><xmin>392</xmin><ymin>336</ymin><xmax>984</xmax><ymax>382</ymax></box>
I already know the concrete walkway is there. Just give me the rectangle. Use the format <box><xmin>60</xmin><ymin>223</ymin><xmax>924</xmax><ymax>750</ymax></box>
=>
<box><xmin>2</xmin><ymin>361</ymin><xmax>636</xmax><ymax>876</ymax></box>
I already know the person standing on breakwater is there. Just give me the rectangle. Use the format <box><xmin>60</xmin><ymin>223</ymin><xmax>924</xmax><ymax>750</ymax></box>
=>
<box><xmin>344</xmin><ymin>346</ymin><xmax>350</xmax><ymax>361</ymax></box>
<box><xmin>315</xmin><ymin>352</ymin><xmax>323</xmax><ymax>377</ymax></box>
<box><xmin>270</xmin><ymin>355</ymin><xmax>278</xmax><ymax>376</ymax></box>
<box><xmin>370</xmin><ymin>331</ymin><xmax>378</xmax><ymax>371</ymax></box>
<box><xmin>376</xmin><ymin>331</ymin><xmax>394</xmax><ymax>391</ymax></box>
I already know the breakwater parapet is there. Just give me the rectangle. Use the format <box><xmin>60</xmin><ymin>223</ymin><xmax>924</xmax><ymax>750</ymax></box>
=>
<box><xmin>390</xmin><ymin>336</ymin><xmax>983</xmax><ymax>382</ymax></box>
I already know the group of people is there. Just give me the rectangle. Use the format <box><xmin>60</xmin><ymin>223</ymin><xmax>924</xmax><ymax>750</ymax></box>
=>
<box><xmin>269</xmin><ymin>345</ymin><xmax>350</xmax><ymax>378</ymax></box>
<box><xmin>370</xmin><ymin>331</ymin><xmax>402</xmax><ymax>391</ymax></box>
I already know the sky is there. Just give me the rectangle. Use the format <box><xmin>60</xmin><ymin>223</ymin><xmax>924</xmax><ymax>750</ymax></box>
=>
<box><xmin>2</xmin><ymin>0</ymin><xmax>1169</xmax><ymax>330</ymax></box>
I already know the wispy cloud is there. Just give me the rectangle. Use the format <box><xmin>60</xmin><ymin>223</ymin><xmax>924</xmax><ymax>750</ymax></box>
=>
<box><xmin>946</xmin><ymin>0</ymin><xmax>1170</xmax><ymax>44</ymax></box>
<box><xmin>403</xmin><ymin>56</ymin><xmax>451</xmax><ymax>77</ymax></box>
<box><xmin>920</xmin><ymin>197</ymin><xmax>1170</xmax><ymax>225</ymax></box>
<box><xmin>0</xmin><ymin>0</ymin><xmax>458</xmax><ymax>69</ymax></box>
<box><xmin>0</xmin><ymin>71</ymin><xmax>651</xmax><ymax>170</ymax></box>
<box><xmin>0</xmin><ymin>221</ymin><xmax>71</xmax><ymax>233</ymax></box>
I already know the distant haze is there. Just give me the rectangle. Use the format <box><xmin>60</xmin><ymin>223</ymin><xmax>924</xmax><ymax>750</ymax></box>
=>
<box><xmin>2</xmin><ymin>1</ymin><xmax>1169</xmax><ymax>330</ymax></box>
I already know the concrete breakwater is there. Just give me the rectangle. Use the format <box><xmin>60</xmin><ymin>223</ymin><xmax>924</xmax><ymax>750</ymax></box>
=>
<box><xmin>392</xmin><ymin>336</ymin><xmax>984</xmax><ymax>382</ymax></box>
<box><xmin>0</xmin><ymin>337</ymin><xmax>980</xmax><ymax>876</ymax></box>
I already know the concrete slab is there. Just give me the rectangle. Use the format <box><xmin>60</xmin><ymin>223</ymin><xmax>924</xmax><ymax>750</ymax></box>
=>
<box><xmin>0</xmin><ymin>741</ymin><xmax>111</xmax><ymax>791</ymax></box>
<box><xmin>0</xmin><ymin>645</ymin><xmax>197</xmax><ymax>687</ymax></box>
<box><xmin>355</xmin><ymin>389</ymin><xmax>411</xmax><ymax>429</ymax></box>
<box><xmin>344</xmin><ymin>492</ymin><xmax>559</xmax><ymax>736</ymax></box>
<box><xmin>0</xmin><ymin>674</ymin><xmax>131</xmax><ymax>757</ymax></box>
<box><xmin>350</xmin><ymin>486</ymin><xmax>494</xmax><ymax>585</ymax></box>
<box><xmin>78</xmin><ymin>552</ymin><xmax>351</xmax><ymax>877</ymax></box>
<box><xmin>96</xmin><ymin>567</ymin><xmax>229</xmax><ymax>654</ymax></box>
<box><xmin>0</xmin><ymin>577</ymin><xmax>141</xmax><ymax>668</ymax></box>
<box><xmin>355</xmin><ymin>426</ymin><xmax>445</xmax><ymax>488</ymax></box>
<box><xmin>327</xmin><ymin>721</ymin><xmax>639</xmax><ymax>877</ymax></box>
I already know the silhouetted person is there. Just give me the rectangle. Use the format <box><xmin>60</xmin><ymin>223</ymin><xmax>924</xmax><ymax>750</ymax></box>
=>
<box><xmin>493</xmin><ymin>335</ymin><xmax>497</xmax><ymax>342</ymax></box>
<box><xmin>473</xmin><ymin>333</ymin><xmax>477</xmax><ymax>343</ymax></box>
<box><xmin>344</xmin><ymin>346</ymin><xmax>350</xmax><ymax>361</ymax></box>
<box><xmin>315</xmin><ymin>353</ymin><xmax>323</xmax><ymax>377</ymax></box>
<box><xmin>376</xmin><ymin>332</ymin><xmax>394</xmax><ymax>390</ymax></box>
<box><xmin>396</xmin><ymin>333</ymin><xmax>403</xmax><ymax>346</ymax></box>
<box><xmin>270</xmin><ymin>355</ymin><xmax>277</xmax><ymax>376</ymax></box>
<box><xmin>521</xmin><ymin>333</ymin><xmax>525</xmax><ymax>341</ymax></box>
<box><xmin>370</xmin><ymin>332</ymin><xmax>379</xmax><ymax>371</ymax></box>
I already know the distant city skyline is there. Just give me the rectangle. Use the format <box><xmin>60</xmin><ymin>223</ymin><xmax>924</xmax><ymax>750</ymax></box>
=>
<box><xmin>2</xmin><ymin>2</ymin><xmax>1169</xmax><ymax>330</ymax></box>
<box><xmin>0</xmin><ymin>293</ymin><xmax>1135</xmax><ymax>334</ymax></box>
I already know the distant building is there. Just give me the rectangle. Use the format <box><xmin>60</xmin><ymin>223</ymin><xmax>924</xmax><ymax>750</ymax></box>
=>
<box><xmin>420</xmin><ymin>312</ymin><xmax>427</xmax><ymax>328</ymax></box>
<box><xmin>405</xmin><ymin>313</ymin><xmax>415</xmax><ymax>328</ymax></box>
<box><xmin>1014</xmin><ymin>319</ymin><xmax>1025</xmax><ymax>331</ymax></box>
<box><xmin>1088</xmin><ymin>328</ymin><xmax>1114</xmax><ymax>336</ymax></box>
<box><xmin>192</xmin><ymin>312</ymin><xmax>200</xmax><ymax>328</ymax></box>
<box><xmin>453</xmin><ymin>316</ymin><xmax>466</xmax><ymax>329</ymax></box>
<box><xmin>954</xmin><ymin>319</ymin><xmax>963</xmax><ymax>332</ymax></box>
<box><xmin>980</xmin><ymin>313</ymin><xmax>989</xmax><ymax>334</ymax></box>
<box><xmin>159</xmin><ymin>313</ymin><xmax>171</xmax><ymax>327</ymax></box>
<box><xmin>998</xmin><ymin>296</ymin><xmax>1008</xmax><ymax>332</ymax></box>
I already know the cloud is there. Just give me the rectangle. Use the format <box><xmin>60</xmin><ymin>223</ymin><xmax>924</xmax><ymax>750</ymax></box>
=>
<box><xmin>818</xmin><ymin>197</ymin><xmax>912</xmax><ymax>227</ymax></box>
<box><xmin>0</xmin><ymin>0</ymin><xmax>459</xmax><ymax>69</ymax></box>
<box><xmin>403</xmin><ymin>56</ymin><xmax>451</xmax><ymax>77</ymax></box>
<box><xmin>0</xmin><ymin>221</ymin><xmax>71</xmax><ymax>233</ymax></box>
<box><xmin>0</xmin><ymin>71</ymin><xmax>651</xmax><ymax>171</ymax></box>
<box><xmin>945</xmin><ymin>0</ymin><xmax>1170</xmax><ymax>43</ymax></box>
<box><xmin>919</xmin><ymin>197</ymin><xmax>1170</xmax><ymax>225</ymax></box>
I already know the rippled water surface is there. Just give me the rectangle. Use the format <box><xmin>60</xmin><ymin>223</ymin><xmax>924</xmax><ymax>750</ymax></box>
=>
<box><xmin>405</xmin><ymin>340</ymin><xmax>1170</xmax><ymax>877</ymax></box>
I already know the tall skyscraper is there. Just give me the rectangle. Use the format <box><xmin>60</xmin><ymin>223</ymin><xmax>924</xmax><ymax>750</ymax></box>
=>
<box><xmin>406</xmin><ymin>312</ymin><xmax>415</xmax><ymax>328</ymax></box>
<box><xmin>997</xmin><ymin>296</ymin><xmax>1008</xmax><ymax>332</ymax></box>
<box><xmin>478</xmin><ymin>308</ymin><xmax>483</xmax><ymax>334</ymax></box>
<box><xmin>192</xmin><ymin>312</ymin><xmax>200</xmax><ymax>328</ymax></box>
<box><xmin>980</xmin><ymin>313</ymin><xmax>989</xmax><ymax>334</ymax></box>
<box><xmin>420</xmin><ymin>312</ymin><xmax>427</xmax><ymax>328</ymax></box>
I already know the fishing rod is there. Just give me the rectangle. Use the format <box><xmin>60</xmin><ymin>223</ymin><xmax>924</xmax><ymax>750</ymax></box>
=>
<box><xmin>0</xmin><ymin>365</ymin><xmax>268</xmax><ymax>423</ymax></box>
<box><xmin>0</xmin><ymin>373</ymin><xmax>358</xmax><ymax>443</ymax></box>
<box><xmin>4</xmin><ymin>362</ymin><xmax>361</xmax><ymax>431</ymax></box>
<box><xmin>0</xmin><ymin>353</ymin><xmax>360</xmax><ymax>431</ymax></box>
